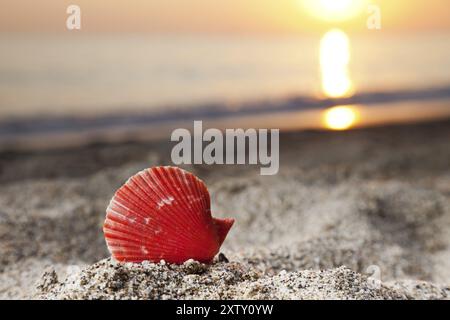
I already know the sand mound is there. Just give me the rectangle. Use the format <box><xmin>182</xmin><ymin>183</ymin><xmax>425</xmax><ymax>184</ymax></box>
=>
<box><xmin>35</xmin><ymin>257</ymin><xmax>448</xmax><ymax>300</ymax></box>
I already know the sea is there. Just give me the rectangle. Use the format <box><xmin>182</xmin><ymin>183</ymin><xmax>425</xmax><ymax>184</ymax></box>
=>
<box><xmin>1</xmin><ymin>32</ymin><xmax>450</xmax><ymax>147</ymax></box>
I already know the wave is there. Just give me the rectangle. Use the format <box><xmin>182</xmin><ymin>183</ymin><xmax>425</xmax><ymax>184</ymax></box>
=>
<box><xmin>1</xmin><ymin>85</ymin><xmax>450</xmax><ymax>137</ymax></box>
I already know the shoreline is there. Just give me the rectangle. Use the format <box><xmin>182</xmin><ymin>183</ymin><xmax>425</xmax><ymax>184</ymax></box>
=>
<box><xmin>1</xmin><ymin>85</ymin><xmax>450</xmax><ymax>144</ymax></box>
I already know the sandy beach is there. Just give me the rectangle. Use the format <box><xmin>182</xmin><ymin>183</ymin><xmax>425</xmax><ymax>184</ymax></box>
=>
<box><xmin>1</xmin><ymin>119</ymin><xmax>450</xmax><ymax>299</ymax></box>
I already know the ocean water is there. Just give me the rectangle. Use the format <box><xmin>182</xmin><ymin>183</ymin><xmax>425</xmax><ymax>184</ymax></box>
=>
<box><xmin>0</xmin><ymin>32</ymin><xmax>450</xmax><ymax>149</ymax></box>
<box><xmin>1</xmin><ymin>32</ymin><xmax>450</xmax><ymax>119</ymax></box>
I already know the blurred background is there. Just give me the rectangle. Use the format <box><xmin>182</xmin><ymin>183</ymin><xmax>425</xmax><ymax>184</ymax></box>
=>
<box><xmin>1</xmin><ymin>0</ymin><xmax>450</xmax><ymax>148</ymax></box>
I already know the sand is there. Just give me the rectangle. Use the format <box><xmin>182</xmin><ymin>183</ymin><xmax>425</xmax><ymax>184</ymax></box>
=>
<box><xmin>1</xmin><ymin>120</ymin><xmax>450</xmax><ymax>299</ymax></box>
<box><xmin>35</xmin><ymin>258</ymin><xmax>446</xmax><ymax>300</ymax></box>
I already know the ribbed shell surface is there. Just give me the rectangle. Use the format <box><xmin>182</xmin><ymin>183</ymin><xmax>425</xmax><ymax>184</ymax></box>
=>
<box><xmin>103</xmin><ymin>166</ymin><xmax>226</xmax><ymax>263</ymax></box>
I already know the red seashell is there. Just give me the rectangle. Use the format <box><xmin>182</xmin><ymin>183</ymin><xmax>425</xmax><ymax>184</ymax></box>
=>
<box><xmin>103</xmin><ymin>166</ymin><xmax>234</xmax><ymax>264</ymax></box>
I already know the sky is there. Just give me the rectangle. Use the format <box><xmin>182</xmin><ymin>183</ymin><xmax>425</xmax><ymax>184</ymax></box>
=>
<box><xmin>1</xmin><ymin>0</ymin><xmax>450</xmax><ymax>34</ymax></box>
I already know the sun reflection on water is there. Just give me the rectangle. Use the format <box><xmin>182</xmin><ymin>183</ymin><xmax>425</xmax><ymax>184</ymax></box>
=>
<box><xmin>320</xmin><ymin>29</ymin><xmax>353</xmax><ymax>98</ymax></box>
<box><xmin>323</xmin><ymin>105</ymin><xmax>359</xmax><ymax>130</ymax></box>
<box><xmin>319</xmin><ymin>29</ymin><xmax>360</xmax><ymax>130</ymax></box>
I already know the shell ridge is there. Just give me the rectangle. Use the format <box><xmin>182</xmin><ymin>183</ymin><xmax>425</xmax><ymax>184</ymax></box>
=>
<box><xmin>108</xmin><ymin>189</ymin><xmax>205</xmax><ymax>248</ymax></box>
<box><xmin>106</xmin><ymin>235</ymin><xmax>192</xmax><ymax>251</ymax></box>
<box><xmin>181</xmin><ymin>171</ymin><xmax>221</xmax><ymax>256</ymax></box>
<box><xmin>179</xmin><ymin>170</ymin><xmax>207</xmax><ymax>224</ymax></box>
<box><xmin>160</xmin><ymin>167</ymin><xmax>216</xmax><ymax>250</ymax></box>
<box><xmin>192</xmin><ymin>173</ymin><xmax>211</xmax><ymax>218</ymax></box>
<box><xmin>107</xmin><ymin>201</ymin><xmax>155</xmax><ymax>231</ymax></box>
<box><xmin>158</xmin><ymin>167</ymin><xmax>221</xmax><ymax>253</ymax></box>
<box><xmin>168</xmin><ymin>169</ymin><xmax>208</xmax><ymax>234</ymax></box>
<box><xmin>105</xmin><ymin>226</ymin><xmax>199</xmax><ymax>255</ymax></box>
<box><xmin>151</xmin><ymin>167</ymin><xmax>218</xmax><ymax>254</ymax></box>
<box><xmin>104</xmin><ymin>219</ymin><xmax>160</xmax><ymax>243</ymax></box>
<box><xmin>108</xmin><ymin>197</ymin><xmax>151</xmax><ymax>223</ymax></box>
<box><xmin>161</xmin><ymin>167</ymin><xmax>206</xmax><ymax>235</ymax></box>
<box><xmin>187</xmin><ymin>174</ymin><xmax>215</xmax><ymax>244</ymax></box>
<box><xmin>178</xmin><ymin>169</ymin><xmax>201</xmax><ymax>212</ymax></box>
<box><xmin>107</xmin><ymin>201</ymin><xmax>204</xmax><ymax>249</ymax></box>
<box><xmin>133</xmin><ymin>172</ymin><xmax>171</xmax><ymax>209</ymax></box>
<box><xmin>140</xmin><ymin>170</ymin><xmax>181</xmax><ymax>212</ymax></box>
<box><xmin>165</xmin><ymin>167</ymin><xmax>201</xmax><ymax>222</ymax></box>
<box><xmin>103</xmin><ymin>229</ymin><xmax>146</xmax><ymax>245</ymax></box>
<box><xmin>115</xmin><ymin>186</ymin><xmax>158</xmax><ymax>218</ymax></box>
<box><xmin>137</xmin><ymin>168</ymin><xmax>211</xmax><ymax>247</ymax></box>
<box><xmin>150</xmin><ymin>167</ymin><xmax>211</xmax><ymax>249</ymax></box>
<box><xmin>118</xmin><ymin>182</ymin><xmax>181</xmax><ymax>229</ymax></box>
<box><xmin>193</xmin><ymin>175</ymin><xmax>211</xmax><ymax>219</ymax></box>
<box><xmin>142</xmin><ymin>168</ymin><xmax>207</xmax><ymax>246</ymax></box>
<box><xmin>107</xmin><ymin>234</ymin><xmax>196</xmax><ymax>255</ymax></box>
<box><xmin>184</xmin><ymin>170</ymin><xmax>206</xmax><ymax>216</ymax></box>
<box><xmin>188</xmin><ymin>171</ymin><xmax>211</xmax><ymax>217</ymax></box>
<box><xmin>106</xmin><ymin>208</ymin><xmax>170</xmax><ymax>240</ymax></box>
<box><xmin>127</xmin><ymin>177</ymin><xmax>167</xmax><ymax>212</ymax></box>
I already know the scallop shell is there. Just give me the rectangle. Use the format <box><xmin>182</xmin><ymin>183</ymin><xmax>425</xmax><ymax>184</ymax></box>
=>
<box><xmin>103</xmin><ymin>166</ymin><xmax>234</xmax><ymax>264</ymax></box>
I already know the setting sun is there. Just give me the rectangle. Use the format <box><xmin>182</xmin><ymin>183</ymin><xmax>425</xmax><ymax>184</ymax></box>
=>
<box><xmin>323</xmin><ymin>106</ymin><xmax>359</xmax><ymax>130</ymax></box>
<box><xmin>302</xmin><ymin>0</ymin><xmax>369</xmax><ymax>22</ymax></box>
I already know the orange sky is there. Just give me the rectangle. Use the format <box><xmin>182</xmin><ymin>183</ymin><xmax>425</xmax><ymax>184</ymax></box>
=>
<box><xmin>1</xmin><ymin>0</ymin><xmax>450</xmax><ymax>34</ymax></box>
